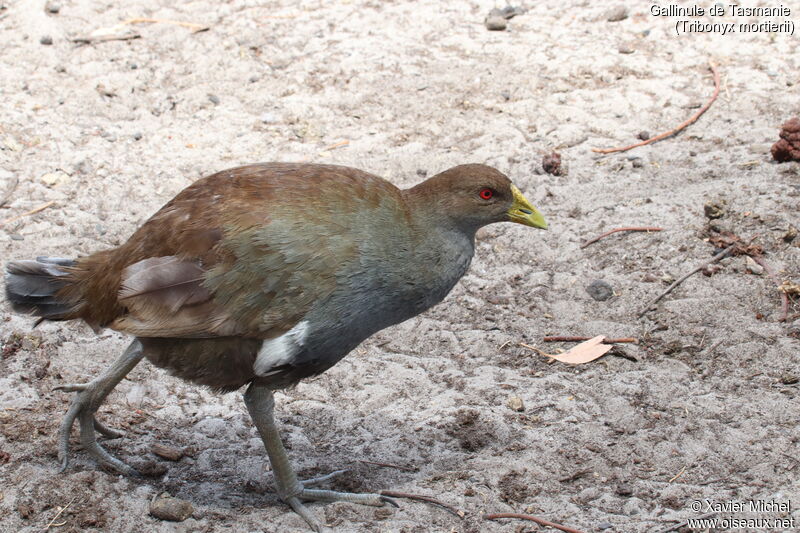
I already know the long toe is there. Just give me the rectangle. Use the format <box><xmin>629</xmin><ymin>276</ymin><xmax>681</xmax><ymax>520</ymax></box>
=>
<box><xmin>56</xmin><ymin>379</ymin><xmax>135</xmax><ymax>475</ymax></box>
<box><xmin>93</xmin><ymin>417</ymin><xmax>124</xmax><ymax>439</ymax></box>
<box><xmin>300</xmin><ymin>469</ymin><xmax>349</xmax><ymax>487</ymax></box>
<box><xmin>78</xmin><ymin>412</ymin><xmax>138</xmax><ymax>476</ymax></box>
<box><xmin>299</xmin><ymin>488</ymin><xmax>394</xmax><ymax>507</ymax></box>
<box><xmin>53</xmin><ymin>382</ymin><xmax>91</xmax><ymax>393</ymax></box>
<box><xmin>286</xmin><ymin>497</ymin><xmax>328</xmax><ymax>533</ymax></box>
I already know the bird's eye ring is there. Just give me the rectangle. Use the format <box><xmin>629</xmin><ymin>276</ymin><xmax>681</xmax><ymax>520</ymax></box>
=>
<box><xmin>479</xmin><ymin>188</ymin><xmax>493</xmax><ymax>200</ymax></box>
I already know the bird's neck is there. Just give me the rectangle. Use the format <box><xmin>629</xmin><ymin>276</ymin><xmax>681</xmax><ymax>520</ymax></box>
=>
<box><xmin>402</xmin><ymin>186</ymin><xmax>482</xmax><ymax>240</ymax></box>
<box><xmin>400</xmin><ymin>189</ymin><xmax>476</xmax><ymax>298</ymax></box>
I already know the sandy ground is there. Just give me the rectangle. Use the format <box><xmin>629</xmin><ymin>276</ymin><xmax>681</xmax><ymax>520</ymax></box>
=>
<box><xmin>1</xmin><ymin>1</ymin><xmax>799</xmax><ymax>532</ymax></box>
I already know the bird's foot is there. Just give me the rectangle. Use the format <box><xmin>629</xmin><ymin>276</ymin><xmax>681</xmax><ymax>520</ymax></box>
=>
<box><xmin>55</xmin><ymin>380</ymin><xmax>138</xmax><ymax>477</ymax></box>
<box><xmin>300</xmin><ymin>468</ymin><xmax>349</xmax><ymax>487</ymax></box>
<box><xmin>284</xmin><ymin>487</ymin><xmax>397</xmax><ymax>533</ymax></box>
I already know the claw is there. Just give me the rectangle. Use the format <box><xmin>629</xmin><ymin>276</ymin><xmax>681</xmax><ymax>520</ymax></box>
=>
<box><xmin>380</xmin><ymin>495</ymin><xmax>400</xmax><ymax>508</ymax></box>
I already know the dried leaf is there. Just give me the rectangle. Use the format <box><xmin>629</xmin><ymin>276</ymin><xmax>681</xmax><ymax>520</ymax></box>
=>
<box><xmin>548</xmin><ymin>335</ymin><xmax>612</xmax><ymax>365</ymax></box>
<box><xmin>779</xmin><ymin>281</ymin><xmax>800</xmax><ymax>296</ymax></box>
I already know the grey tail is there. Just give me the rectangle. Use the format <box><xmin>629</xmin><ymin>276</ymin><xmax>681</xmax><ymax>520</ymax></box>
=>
<box><xmin>5</xmin><ymin>257</ymin><xmax>77</xmax><ymax>322</ymax></box>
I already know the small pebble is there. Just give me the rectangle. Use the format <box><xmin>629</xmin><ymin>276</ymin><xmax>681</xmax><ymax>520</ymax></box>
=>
<box><xmin>506</xmin><ymin>396</ymin><xmax>524</xmax><ymax>412</ymax></box>
<box><xmin>10</xmin><ymin>234</ymin><xmax>24</xmax><ymax>241</ymax></box>
<box><xmin>703</xmin><ymin>201</ymin><xmax>725</xmax><ymax>219</ymax></box>
<box><xmin>485</xmin><ymin>9</ymin><xmax>508</xmax><ymax>31</ymax></box>
<box><xmin>637</xmin><ymin>131</ymin><xmax>650</xmax><ymax>141</ymax></box>
<box><xmin>208</xmin><ymin>94</ymin><xmax>220</xmax><ymax>105</ymax></box>
<box><xmin>745</xmin><ymin>256</ymin><xmax>764</xmax><ymax>275</ymax></box>
<box><xmin>615</xmin><ymin>483</ymin><xmax>633</xmax><ymax>496</ymax></box>
<box><xmin>40</xmin><ymin>35</ymin><xmax>53</xmax><ymax>45</ymax></box>
<box><xmin>618</xmin><ymin>44</ymin><xmax>634</xmax><ymax>54</ymax></box>
<box><xmin>45</xmin><ymin>1</ymin><xmax>60</xmax><ymax>13</ymax></box>
<box><xmin>150</xmin><ymin>493</ymin><xmax>193</xmax><ymax>522</ymax></box>
<box><xmin>632</xmin><ymin>159</ymin><xmax>643</xmax><ymax>168</ymax></box>
<box><xmin>542</xmin><ymin>152</ymin><xmax>562</xmax><ymax>176</ymax></box>
<box><xmin>597</xmin><ymin>521</ymin><xmax>614</xmax><ymax>530</ymax></box>
<box><xmin>416</xmin><ymin>169</ymin><xmax>428</xmax><ymax>177</ymax></box>
<box><xmin>783</xmin><ymin>225</ymin><xmax>797</xmax><ymax>243</ymax></box>
<box><xmin>133</xmin><ymin>132</ymin><xmax>142</xmax><ymax>141</ymax></box>
<box><xmin>780</xmin><ymin>374</ymin><xmax>799</xmax><ymax>385</ymax></box>
<box><xmin>586</xmin><ymin>280</ymin><xmax>613</xmax><ymax>301</ymax></box>
<box><xmin>259</xmin><ymin>112</ymin><xmax>278</xmax><ymax>124</ymax></box>
<box><xmin>249</xmin><ymin>75</ymin><xmax>260</xmax><ymax>83</ymax></box>
<box><xmin>606</xmin><ymin>6</ymin><xmax>628</xmax><ymax>22</ymax></box>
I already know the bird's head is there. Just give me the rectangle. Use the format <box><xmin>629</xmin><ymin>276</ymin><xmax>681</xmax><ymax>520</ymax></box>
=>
<box><xmin>407</xmin><ymin>164</ymin><xmax>548</xmax><ymax>234</ymax></box>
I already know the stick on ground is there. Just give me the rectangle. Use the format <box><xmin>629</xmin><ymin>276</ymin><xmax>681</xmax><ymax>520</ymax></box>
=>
<box><xmin>639</xmin><ymin>245</ymin><xmax>735</xmax><ymax>318</ymax></box>
<box><xmin>123</xmin><ymin>17</ymin><xmax>209</xmax><ymax>33</ymax></box>
<box><xmin>0</xmin><ymin>200</ymin><xmax>56</xmax><ymax>227</ymax></box>
<box><xmin>581</xmin><ymin>227</ymin><xmax>663</xmax><ymax>248</ymax></box>
<box><xmin>543</xmin><ymin>336</ymin><xmax>638</xmax><ymax>343</ymax></box>
<box><xmin>484</xmin><ymin>512</ymin><xmax>588</xmax><ymax>533</ymax></box>
<box><xmin>592</xmin><ymin>60</ymin><xmax>720</xmax><ymax>154</ymax></box>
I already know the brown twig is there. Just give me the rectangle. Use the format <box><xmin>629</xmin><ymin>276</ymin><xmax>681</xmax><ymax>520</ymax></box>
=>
<box><xmin>484</xmin><ymin>512</ymin><xmax>588</xmax><ymax>533</ymax></box>
<box><xmin>72</xmin><ymin>32</ymin><xmax>141</xmax><ymax>44</ymax></box>
<box><xmin>581</xmin><ymin>227</ymin><xmax>663</xmax><ymax>248</ymax></box>
<box><xmin>0</xmin><ymin>200</ymin><xmax>56</xmax><ymax>227</ymax></box>
<box><xmin>592</xmin><ymin>60</ymin><xmax>720</xmax><ymax>154</ymax></box>
<box><xmin>321</xmin><ymin>139</ymin><xmax>349</xmax><ymax>151</ymax></box>
<box><xmin>43</xmin><ymin>496</ymin><xmax>76</xmax><ymax>530</ymax></box>
<box><xmin>639</xmin><ymin>245</ymin><xmax>735</xmax><ymax>318</ymax></box>
<box><xmin>668</xmin><ymin>465</ymin><xmax>686</xmax><ymax>483</ymax></box>
<box><xmin>543</xmin><ymin>336</ymin><xmax>638</xmax><ymax>344</ymax></box>
<box><xmin>123</xmin><ymin>17</ymin><xmax>209</xmax><ymax>33</ymax></box>
<box><xmin>358</xmin><ymin>460</ymin><xmax>416</xmax><ymax>472</ymax></box>
<box><xmin>751</xmin><ymin>255</ymin><xmax>790</xmax><ymax>322</ymax></box>
<box><xmin>380</xmin><ymin>490</ymin><xmax>463</xmax><ymax>518</ymax></box>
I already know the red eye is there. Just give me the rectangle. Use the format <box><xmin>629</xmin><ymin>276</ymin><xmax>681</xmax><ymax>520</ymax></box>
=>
<box><xmin>479</xmin><ymin>188</ymin><xmax>493</xmax><ymax>200</ymax></box>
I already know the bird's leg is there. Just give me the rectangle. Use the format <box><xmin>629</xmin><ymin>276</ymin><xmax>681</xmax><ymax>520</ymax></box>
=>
<box><xmin>54</xmin><ymin>339</ymin><xmax>145</xmax><ymax>476</ymax></box>
<box><xmin>243</xmin><ymin>383</ymin><xmax>395</xmax><ymax>532</ymax></box>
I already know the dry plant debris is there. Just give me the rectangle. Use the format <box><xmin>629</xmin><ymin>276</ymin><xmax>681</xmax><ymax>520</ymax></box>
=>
<box><xmin>592</xmin><ymin>60</ymin><xmax>719</xmax><ymax>154</ymax></box>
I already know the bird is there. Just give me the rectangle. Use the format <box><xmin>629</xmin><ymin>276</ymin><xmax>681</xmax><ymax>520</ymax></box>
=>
<box><xmin>4</xmin><ymin>162</ymin><xmax>547</xmax><ymax>531</ymax></box>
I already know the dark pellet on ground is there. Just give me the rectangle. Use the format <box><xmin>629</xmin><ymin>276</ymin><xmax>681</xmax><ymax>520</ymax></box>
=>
<box><xmin>586</xmin><ymin>280</ymin><xmax>613</xmax><ymax>301</ymax></box>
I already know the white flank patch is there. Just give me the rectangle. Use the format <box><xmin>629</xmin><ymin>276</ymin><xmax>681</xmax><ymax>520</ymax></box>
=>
<box><xmin>253</xmin><ymin>321</ymin><xmax>310</xmax><ymax>376</ymax></box>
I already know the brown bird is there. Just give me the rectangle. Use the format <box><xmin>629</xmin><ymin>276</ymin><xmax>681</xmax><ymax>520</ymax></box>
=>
<box><xmin>5</xmin><ymin>162</ymin><xmax>547</xmax><ymax>531</ymax></box>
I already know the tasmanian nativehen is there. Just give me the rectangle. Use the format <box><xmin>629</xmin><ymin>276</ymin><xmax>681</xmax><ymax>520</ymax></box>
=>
<box><xmin>5</xmin><ymin>162</ymin><xmax>547</xmax><ymax>531</ymax></box>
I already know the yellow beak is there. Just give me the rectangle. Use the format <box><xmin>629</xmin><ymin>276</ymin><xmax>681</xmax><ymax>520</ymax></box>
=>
<box><xmin>508</xmin><ymin>185</ymin><xmax>548</xmax><ymax>229</ymax></box>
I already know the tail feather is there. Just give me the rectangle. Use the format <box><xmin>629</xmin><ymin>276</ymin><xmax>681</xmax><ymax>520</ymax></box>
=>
<box><xmin>5</xmin><ymin>257</ymin><xmax>78</xmax><ymax>320</ymax></box>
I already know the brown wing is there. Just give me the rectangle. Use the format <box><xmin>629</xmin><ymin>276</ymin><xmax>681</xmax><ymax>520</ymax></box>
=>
<box><xmin>66</xmin><ymin>163</ymin><xmax>398</xmax><ymax>338</ymax></box>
